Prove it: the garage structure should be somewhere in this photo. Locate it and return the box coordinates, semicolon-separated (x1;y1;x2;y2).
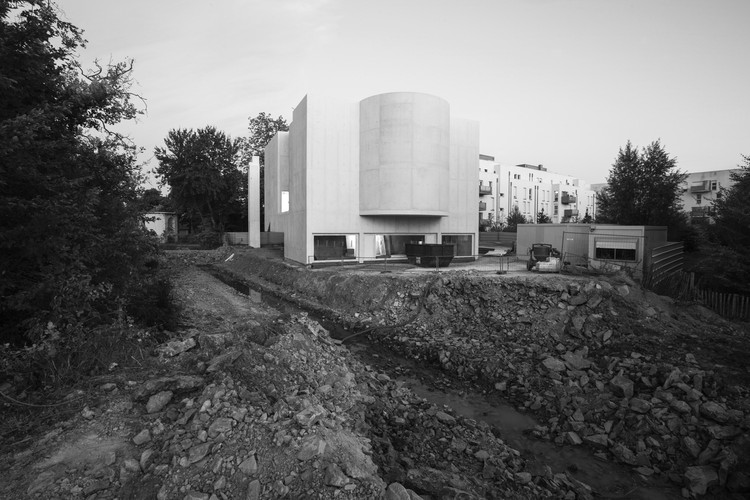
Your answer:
516;224;668;278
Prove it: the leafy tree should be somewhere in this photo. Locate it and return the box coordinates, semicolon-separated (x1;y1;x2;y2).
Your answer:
537;209;552;224
688;155;750;294
0;1;156;345
505;206;527;232
597;140;687;231
580;209;594;224
243;113;289;230
154;126;245;234
711;154;750;250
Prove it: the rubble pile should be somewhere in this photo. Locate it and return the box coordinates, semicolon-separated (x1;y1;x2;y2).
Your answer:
216;249;750;498
346;274;750;498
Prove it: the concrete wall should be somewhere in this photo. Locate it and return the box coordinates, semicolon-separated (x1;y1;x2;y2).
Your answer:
359;93;450;216
144;212;177;242
264;92;479;264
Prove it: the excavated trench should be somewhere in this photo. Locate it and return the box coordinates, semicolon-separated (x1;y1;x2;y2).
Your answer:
208;267;682;499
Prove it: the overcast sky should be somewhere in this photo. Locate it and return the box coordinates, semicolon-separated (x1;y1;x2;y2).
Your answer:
57;0;749;186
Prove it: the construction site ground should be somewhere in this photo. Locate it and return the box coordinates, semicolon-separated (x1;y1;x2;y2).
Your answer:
1;246;748;500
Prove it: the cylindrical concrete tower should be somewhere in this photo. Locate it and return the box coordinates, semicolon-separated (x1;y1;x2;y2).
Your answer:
359;92;450;216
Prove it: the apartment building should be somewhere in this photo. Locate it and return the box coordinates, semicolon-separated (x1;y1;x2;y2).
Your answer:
680;169;739;223
477;161;597;227
478;154;499;229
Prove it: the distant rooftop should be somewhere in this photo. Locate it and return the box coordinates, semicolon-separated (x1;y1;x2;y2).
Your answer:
516;163;547;172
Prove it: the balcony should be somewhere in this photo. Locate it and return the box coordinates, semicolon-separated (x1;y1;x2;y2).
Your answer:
561;194;577;204
690;181;710;193
479;201;487;211
479;184;492;195
563;209;579;218
691;206;713;216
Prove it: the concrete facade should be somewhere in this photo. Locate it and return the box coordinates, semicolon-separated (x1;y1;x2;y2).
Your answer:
144;212;178;243
264;92;479;265
477;161;597;227
680;169;739;223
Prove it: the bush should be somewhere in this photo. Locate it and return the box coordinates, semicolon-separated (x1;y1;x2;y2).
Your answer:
196;229;223;249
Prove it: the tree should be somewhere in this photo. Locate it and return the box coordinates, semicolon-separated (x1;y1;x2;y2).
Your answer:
711;155;750;250
580;208;593;224
154;127;245;234
0;1;156;345
597;140;687;232
537;209;552;224
243;113;289;231
505;206;527;232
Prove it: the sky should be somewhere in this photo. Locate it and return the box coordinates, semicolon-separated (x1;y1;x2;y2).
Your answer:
56;0;750;187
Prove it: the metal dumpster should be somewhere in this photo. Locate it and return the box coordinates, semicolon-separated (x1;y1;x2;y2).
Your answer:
405;243;455;268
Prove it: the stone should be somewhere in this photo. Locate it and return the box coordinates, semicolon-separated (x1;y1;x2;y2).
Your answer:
385;483;411;500
140;449;155;470
611;444;637;465
134;376;205;401
295;404;327;427
246;479;261;500
297;435;326;461
156;337;196;357
669;399;691;414
563;351;591;371
515;472;532;484
474;449;490;460
133;429;151;445
682;436;701;458
184;490;209;500
610;375;634;398
188;442;211;464
568;294;588;306
146;391;173;413
629;398;652;414
565;432;583;445
325;463;348;487
700;401;730;423
707;425;741;440
208;417;233;438
435;411;456;425
698;439;721;465
583;434;608;448
239;454;258;475
542;357;566;372
683;465;718;496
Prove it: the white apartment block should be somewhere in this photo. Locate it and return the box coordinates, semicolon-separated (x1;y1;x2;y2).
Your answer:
680;169;739;223
478;161;597;227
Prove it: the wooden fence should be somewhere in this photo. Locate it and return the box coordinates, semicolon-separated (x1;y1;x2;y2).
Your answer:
654;270;750;321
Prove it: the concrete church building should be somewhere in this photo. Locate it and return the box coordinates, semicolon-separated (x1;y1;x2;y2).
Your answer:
263;92;480;265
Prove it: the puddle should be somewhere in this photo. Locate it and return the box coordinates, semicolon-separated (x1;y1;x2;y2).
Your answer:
208;267;681;499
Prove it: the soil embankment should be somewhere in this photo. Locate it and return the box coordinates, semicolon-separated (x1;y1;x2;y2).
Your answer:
217;246;750;499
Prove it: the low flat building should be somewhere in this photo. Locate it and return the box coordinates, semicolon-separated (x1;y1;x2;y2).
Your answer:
263;92;480;265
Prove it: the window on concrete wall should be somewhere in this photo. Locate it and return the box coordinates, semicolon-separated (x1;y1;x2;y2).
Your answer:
711;181;717;190
374;234;425;257
594;239;637;261
314;234;357;261
442;235;473;256
696;194;702;205
281;191;289;212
